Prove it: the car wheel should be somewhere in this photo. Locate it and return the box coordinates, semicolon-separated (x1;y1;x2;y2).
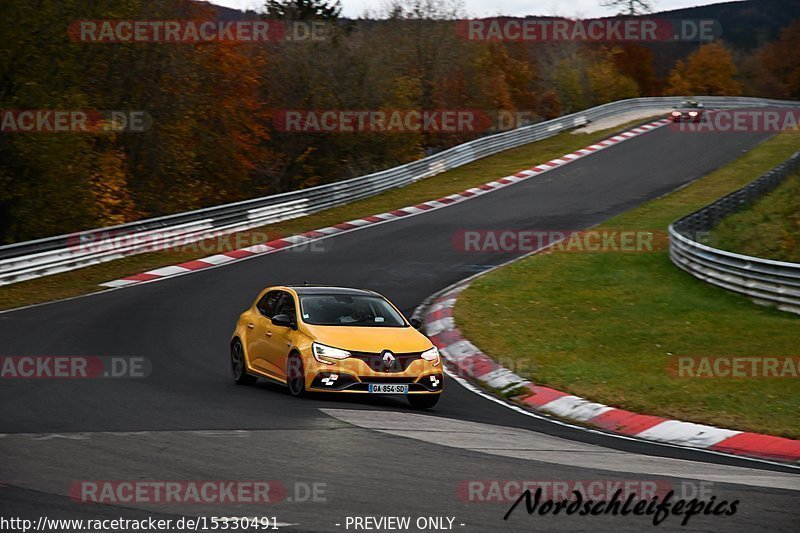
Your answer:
287;352;306;397
231;339;256;385
408;394;439;410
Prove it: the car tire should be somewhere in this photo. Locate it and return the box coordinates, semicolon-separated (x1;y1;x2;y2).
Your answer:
408;394;439;410
287;352;306;397
231;339;256;385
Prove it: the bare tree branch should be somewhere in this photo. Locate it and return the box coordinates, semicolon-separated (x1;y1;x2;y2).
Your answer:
600;0;655;16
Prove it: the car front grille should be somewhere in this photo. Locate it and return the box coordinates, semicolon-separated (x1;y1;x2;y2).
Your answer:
350;351;422;373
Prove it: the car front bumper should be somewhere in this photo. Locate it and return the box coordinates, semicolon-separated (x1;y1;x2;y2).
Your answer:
308;370;443;394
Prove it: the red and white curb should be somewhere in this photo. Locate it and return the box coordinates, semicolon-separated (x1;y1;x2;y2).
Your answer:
422;285;800;465
100;119;671;288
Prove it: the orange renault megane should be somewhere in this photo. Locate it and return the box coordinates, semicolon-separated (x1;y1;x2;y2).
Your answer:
230;286;443;408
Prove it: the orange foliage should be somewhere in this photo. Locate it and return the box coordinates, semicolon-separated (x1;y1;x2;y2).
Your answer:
666;42;742;96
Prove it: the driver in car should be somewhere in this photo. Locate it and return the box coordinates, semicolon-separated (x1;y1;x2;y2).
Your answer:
340;300;375;324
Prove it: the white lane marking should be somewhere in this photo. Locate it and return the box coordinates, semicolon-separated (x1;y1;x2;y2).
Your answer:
538;395;614;422
637;420;741;448
143;265;191;277
282;235;311;244
424;317;454;337
346;218;373;227
425;298;456;314
316;226;342;234
241;244;274;254
320;408;800;491
480;367;529;391
31;433;90;441
99;279;139;288
440;340;481;362
191;430;251;438
200;254;236;265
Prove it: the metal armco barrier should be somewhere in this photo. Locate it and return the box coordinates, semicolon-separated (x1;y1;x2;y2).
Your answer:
669;151;800;315
2;96;800;286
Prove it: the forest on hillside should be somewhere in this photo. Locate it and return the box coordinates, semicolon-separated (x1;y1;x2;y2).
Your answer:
1;0;799;243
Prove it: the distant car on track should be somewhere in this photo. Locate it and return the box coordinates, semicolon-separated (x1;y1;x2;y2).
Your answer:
671;100;705;122
230;285;443;408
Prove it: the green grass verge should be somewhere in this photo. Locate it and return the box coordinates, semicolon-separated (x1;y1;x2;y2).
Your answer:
708;169;800;262
456;131;800;439
0;119;654;312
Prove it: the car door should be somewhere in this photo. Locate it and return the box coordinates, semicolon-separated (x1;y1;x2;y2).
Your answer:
265;292;299;380
247;290;282;378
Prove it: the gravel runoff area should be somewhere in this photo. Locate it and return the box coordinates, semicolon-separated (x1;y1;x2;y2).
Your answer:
573;108;674;134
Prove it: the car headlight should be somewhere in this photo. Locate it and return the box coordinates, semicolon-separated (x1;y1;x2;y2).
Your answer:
689;111;699;116
420;346;440;366
671;111;681;117
312;342;351;364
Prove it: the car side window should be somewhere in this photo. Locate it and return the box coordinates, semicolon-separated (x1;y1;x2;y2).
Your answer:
256;291;281;318
275;292;297;322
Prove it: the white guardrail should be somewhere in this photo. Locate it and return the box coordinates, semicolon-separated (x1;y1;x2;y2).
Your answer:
669;151;800;315
2;96;800;286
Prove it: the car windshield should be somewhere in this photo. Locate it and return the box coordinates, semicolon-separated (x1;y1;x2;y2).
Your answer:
299;294;407;327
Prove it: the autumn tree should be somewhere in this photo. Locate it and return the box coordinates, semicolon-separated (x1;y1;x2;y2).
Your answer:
760;21;800;98
613;44;657;95
0;0;271;240
666;42;742;96
587;48;640;105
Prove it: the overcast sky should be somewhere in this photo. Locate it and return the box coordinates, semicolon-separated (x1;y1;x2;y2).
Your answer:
208;0;740;18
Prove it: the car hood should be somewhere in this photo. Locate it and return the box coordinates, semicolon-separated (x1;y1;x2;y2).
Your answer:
303;324;432;353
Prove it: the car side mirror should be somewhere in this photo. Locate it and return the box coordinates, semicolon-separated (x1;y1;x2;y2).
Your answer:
409;318;423;330
272;314;296;329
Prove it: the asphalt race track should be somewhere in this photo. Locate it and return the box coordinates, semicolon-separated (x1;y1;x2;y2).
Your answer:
1;124;797;532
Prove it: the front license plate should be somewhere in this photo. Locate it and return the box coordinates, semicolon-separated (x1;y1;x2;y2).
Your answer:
368;384;409;394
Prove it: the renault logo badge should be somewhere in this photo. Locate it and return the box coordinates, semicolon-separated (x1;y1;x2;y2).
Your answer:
382;351;396;367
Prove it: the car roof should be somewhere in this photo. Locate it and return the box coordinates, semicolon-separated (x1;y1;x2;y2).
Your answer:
283;285;380;297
